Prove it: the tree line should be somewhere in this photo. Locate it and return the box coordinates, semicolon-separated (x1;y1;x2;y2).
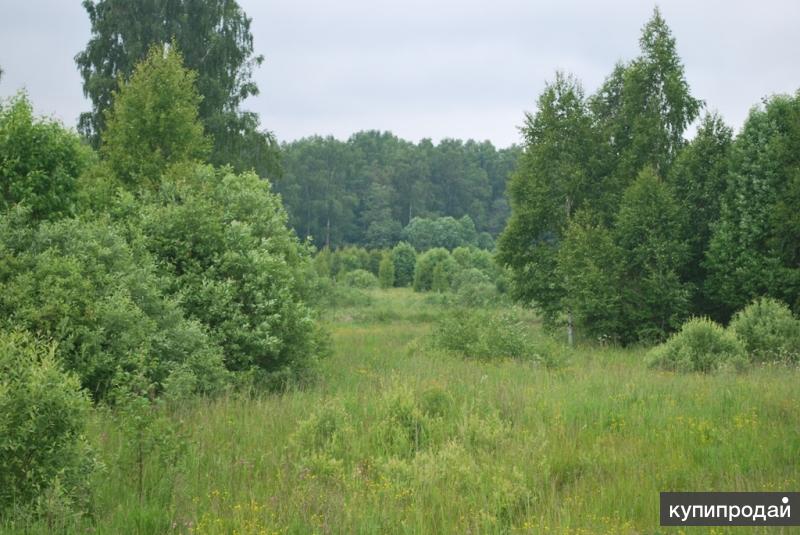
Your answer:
498;8;800;345
276;133;520;249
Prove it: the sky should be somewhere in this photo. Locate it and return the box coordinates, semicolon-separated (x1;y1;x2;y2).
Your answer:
1;0;798;148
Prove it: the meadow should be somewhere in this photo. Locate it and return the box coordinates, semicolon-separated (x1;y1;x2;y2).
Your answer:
8;288;797;535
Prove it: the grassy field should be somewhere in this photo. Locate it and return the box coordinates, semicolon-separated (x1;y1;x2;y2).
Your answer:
9;288;800;534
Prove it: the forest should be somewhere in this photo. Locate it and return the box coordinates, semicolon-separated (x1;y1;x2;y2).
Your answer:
1;1;799;533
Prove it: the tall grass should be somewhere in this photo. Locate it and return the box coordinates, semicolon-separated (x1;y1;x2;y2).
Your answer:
4;288;799;534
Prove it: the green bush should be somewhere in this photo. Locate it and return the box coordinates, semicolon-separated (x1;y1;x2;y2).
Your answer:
378;252;395;289
0;331;95;515
453;269;503;308
313;248;333;278
331;246;370;277
728;298;800;363
391;241;416;287
138;165;325;386
432;308;561;365
0;209;228;400
648;317;748;373
313;277;373;309
413;248;452;292
0;92;90;221
342;269;379;289
451;246;496;277
431;256;459;293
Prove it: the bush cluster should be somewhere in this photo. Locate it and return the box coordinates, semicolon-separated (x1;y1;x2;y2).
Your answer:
648;298;800;372
0;331;96;515
432;308;562;366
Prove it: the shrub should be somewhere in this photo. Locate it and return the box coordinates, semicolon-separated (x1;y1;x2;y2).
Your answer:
451;246;496;276
343;269;379;289
432;308;561;365
367;249;384;276
313;277;373;309
0;210;228;400
728;298;800;363
0;92;90;221
378;252;395;289
431;256;459;293
391;241;416;287
0;331;95;515
413;248;451;292
313;248;333;278
648;317;748;373
331;246;370;277
141;165;326;386
452;269;503;308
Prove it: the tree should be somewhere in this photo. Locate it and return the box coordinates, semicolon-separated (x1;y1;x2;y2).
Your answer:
0;211;228;400
101;44;210;189
378;252;395;289
276;136;360;248
0;93;89;220
413;248;452;292
0;331;95;514
556;211;624;342
613;168;690;343
497;72;602;341
591;7;701;183
140;164;325;384
391;242;416;287
668;112;733;315
705;91;800;318
75;0;279;177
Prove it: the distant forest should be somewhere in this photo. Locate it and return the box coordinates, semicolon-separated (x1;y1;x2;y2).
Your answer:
275;133;520;249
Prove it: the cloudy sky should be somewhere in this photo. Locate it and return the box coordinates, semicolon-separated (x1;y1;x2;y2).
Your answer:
1;0;798;147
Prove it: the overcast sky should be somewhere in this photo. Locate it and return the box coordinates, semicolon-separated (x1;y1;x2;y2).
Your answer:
1;0;798;147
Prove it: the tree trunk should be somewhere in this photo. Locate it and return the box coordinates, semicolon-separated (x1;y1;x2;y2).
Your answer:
567;310;575;347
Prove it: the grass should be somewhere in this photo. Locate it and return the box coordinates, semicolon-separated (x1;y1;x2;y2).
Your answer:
5;288;800;534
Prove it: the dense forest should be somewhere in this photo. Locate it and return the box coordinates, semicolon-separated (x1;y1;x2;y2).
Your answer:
277;133;519;249
1;1;799;532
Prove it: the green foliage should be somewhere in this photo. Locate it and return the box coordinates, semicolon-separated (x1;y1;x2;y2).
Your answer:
557;211;624;342
109;379;187;508
413;248;452;292
613;168;690;343
729;298;800;363
312;277;373;309
404;215;479;251
276;132;520;249
648;317;747;373
331;246;371;278
0;210;228;400
497;72;602;325
343;269;379;290
101;44;210;189
705;91;800;319
500;10;702;342
76;0;279;177
452;268;504;308
378;253;395;289
432;308;561;365
0;331;95;515
0;93;89;221
312;247;333;278
431;255;459;293
140;165;324;384
391;241;416;287
590;7;701;180
667;112;733;316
